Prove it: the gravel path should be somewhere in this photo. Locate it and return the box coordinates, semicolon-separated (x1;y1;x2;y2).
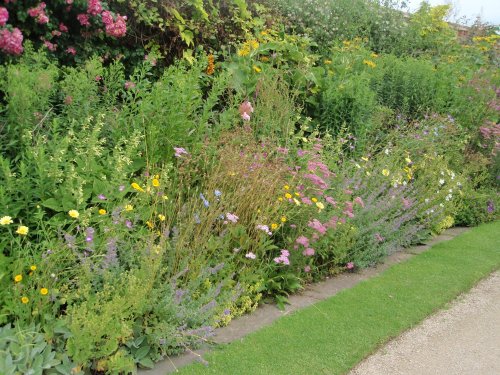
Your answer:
350;271;500;375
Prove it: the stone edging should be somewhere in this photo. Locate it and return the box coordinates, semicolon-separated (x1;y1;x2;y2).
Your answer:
139;227;470;374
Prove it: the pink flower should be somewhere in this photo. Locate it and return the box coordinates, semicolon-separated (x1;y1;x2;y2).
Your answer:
239;100;254;118
374;233;384;242
28;2;49;24
0;28;24;55
297;149;306;157
346;262;355;270
66;47;76;55
301;197;312;205
307;160;331;177
242;112;251;121
87;0;103;16
66;0;74;4
302;247;315;256
308;219;327;235
77;13;90;26
325;196;337;206
344;189;353;195
104;14;127;38
354;196;365;208
43;40;57;51
304;265;311;272
101;10;113;25
174;147;188;158
59;23;69;32
245;252;256;259
0;7;9;27
296;236;310;247
256;224;272;235
226;213;239;223
274;249;290;265
303;173;328;189
124;81;136;90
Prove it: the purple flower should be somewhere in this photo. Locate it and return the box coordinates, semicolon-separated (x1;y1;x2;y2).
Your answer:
98;194;106;200
302;248;315;256
256;224;272;235
487;200;495;213
118;185;125;192
125;220;133;229
85;227;95;243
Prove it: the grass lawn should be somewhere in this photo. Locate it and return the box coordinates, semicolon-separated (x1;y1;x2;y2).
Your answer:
177;222;500;374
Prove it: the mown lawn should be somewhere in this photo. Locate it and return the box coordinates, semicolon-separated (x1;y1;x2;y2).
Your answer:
178;221;500;374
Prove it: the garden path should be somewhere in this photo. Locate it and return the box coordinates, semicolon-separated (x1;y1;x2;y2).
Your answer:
350;270;500;375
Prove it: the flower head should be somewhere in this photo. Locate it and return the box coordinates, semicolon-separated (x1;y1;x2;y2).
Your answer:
16;226;28;236
124;204;133;211
0;216;13;225
382;169;390;177
68;210;79;219
98;209;107;215
30;265;36;271
174;147;189;158
40;288;49;295
152;178;160;187
21;296;29;304
131;182;145;192
245;252;256;259
14;274;22;283
226;213;239;223
158;214;166;221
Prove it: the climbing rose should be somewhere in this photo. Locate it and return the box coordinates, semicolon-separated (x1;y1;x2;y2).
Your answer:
87;0;102;16
0;7;8;27
0;28;23;55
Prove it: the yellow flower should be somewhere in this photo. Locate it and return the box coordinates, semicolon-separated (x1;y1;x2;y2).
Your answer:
366;171;371;176
68;210;79;219
152;178;160;187
363;59;376;68
237;47;250;57
382;169;390;177
40;288;48;296
0;216;13;225
30;265;37;271
131;182;145;193
162;195;169;201
14;274;22;283
284;185;290;190
260;56;269;62
146;221;153;229
370;52;378;58
271;223;279;230
324;59;332;64
16;226;28;236
361;156;369;162
253;65;262;73
278;197;283;202
280;216;287;223
405;157;412;164
294;192;300;197
21;296;29;304
158;214;166;221
316;202;325;211
285;193;292;199
311;197;318;203
124;204;133;211
249;40;259;50
98;209;107;215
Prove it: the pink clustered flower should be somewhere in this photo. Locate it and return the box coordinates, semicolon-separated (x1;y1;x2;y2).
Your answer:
87;0;102;16
59;23;69;32
303;247;315;256
28;2;49;24
66;46;76;55
346;262;355;270
0;28;23;55
102;10;127;38
226;213;239;223
239;100;254;121
43;40;57;51
274;249;290;265
0;7;8;27
77;13;90;26
308;219;327;235
174;147;188;158
296;236;310;247
256;224;272;235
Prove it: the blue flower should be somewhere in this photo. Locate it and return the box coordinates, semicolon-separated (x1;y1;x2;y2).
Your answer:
200;193;210;208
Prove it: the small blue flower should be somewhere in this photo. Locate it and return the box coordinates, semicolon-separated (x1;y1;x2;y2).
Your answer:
200;193;210;207
214;189;222;197
194;213;201;224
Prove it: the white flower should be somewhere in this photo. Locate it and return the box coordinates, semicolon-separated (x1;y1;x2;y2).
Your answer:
439;179;445;185
439;203;444;208
245;252;256;259
425;198;430;203
384;149;390;155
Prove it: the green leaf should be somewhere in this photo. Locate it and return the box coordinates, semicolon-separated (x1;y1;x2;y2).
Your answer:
41;198;63;212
